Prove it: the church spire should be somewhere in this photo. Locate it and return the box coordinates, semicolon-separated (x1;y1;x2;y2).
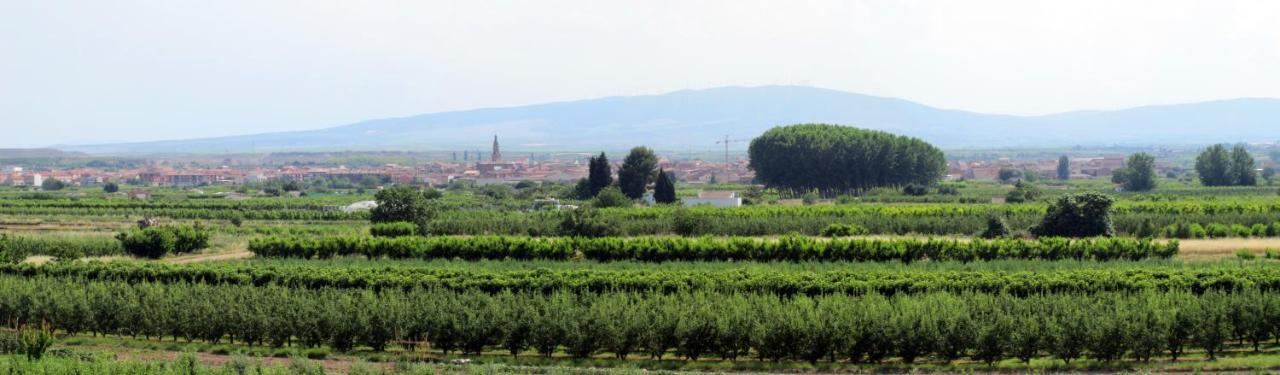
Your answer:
491;135;501;162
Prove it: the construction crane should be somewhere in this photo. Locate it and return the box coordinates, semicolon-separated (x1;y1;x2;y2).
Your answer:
715;135;750;165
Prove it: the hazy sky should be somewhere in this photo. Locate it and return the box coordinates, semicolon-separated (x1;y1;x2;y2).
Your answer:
3;0;1279;147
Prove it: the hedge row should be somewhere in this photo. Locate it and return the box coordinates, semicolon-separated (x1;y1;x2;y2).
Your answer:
248;236;1178;262
0;234;123;263
1;276;1273;364
1;261;1268;296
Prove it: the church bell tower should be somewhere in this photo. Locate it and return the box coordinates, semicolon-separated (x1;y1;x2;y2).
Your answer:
490;135;501;162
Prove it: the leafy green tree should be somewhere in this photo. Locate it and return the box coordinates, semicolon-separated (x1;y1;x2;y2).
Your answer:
115;224;211;259
1021;169;1040;182
1229;145;1258;186
572;178;594;200
1112;152;1157;191
617;147;658;200
972;316;1009;366
40;178;65;191
1263;167;1276;183
370;187;434;232
998;168;1022;183
587;153;613;197
1049;309;1088;364
1085;310;1127;362
1194;295;1232;360
593;186;632;208
1196;144;1232;186
1057;156;1070;180
1032;192;1115;238
115;227;176;259
1005;180;1041;203
653;168;677;204
102;182;120;193
1009;314;1046;364
748;124;946;195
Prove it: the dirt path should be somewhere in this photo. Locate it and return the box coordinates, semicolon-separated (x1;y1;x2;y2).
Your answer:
165;250;254;264
1176;238;1280;261
108;346;374;373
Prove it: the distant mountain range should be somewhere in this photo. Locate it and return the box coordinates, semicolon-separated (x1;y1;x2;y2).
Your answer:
56;86;1280;154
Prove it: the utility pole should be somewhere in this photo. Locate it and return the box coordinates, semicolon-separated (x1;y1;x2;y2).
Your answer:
715;135;749;165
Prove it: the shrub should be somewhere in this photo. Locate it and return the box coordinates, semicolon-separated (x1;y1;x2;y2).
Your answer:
1031;192;1114;238
1205;223;1231;238
592;187;632;209
821;223;870;237
1133;219;1157;238
1236;249;1257;260
1188;223;1208;239
0;329;19;354
903;184;930;196
1005;181;1042;203
116;224;210;259
979;216;1011;239
116;228;176;259
802;192;819;205
559;209;620;238
19;323;55;360
170;224;211;254
304;348;329;360
371;222;417;238
672;207;707;236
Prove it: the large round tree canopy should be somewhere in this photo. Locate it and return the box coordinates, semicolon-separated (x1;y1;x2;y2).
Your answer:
747;124;947;193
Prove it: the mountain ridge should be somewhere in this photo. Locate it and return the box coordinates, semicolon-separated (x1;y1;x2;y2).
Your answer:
54;86;1280;154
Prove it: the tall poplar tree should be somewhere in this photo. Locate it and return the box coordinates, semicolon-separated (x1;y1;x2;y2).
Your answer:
748;124;946;195
1195;144;1231;186
1229;145;1258;186
1057;156;1070;180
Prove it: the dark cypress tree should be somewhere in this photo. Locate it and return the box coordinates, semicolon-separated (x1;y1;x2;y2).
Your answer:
653;169;677;204
587;153;613;197
1057;156;1070;180
617;147;657;200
